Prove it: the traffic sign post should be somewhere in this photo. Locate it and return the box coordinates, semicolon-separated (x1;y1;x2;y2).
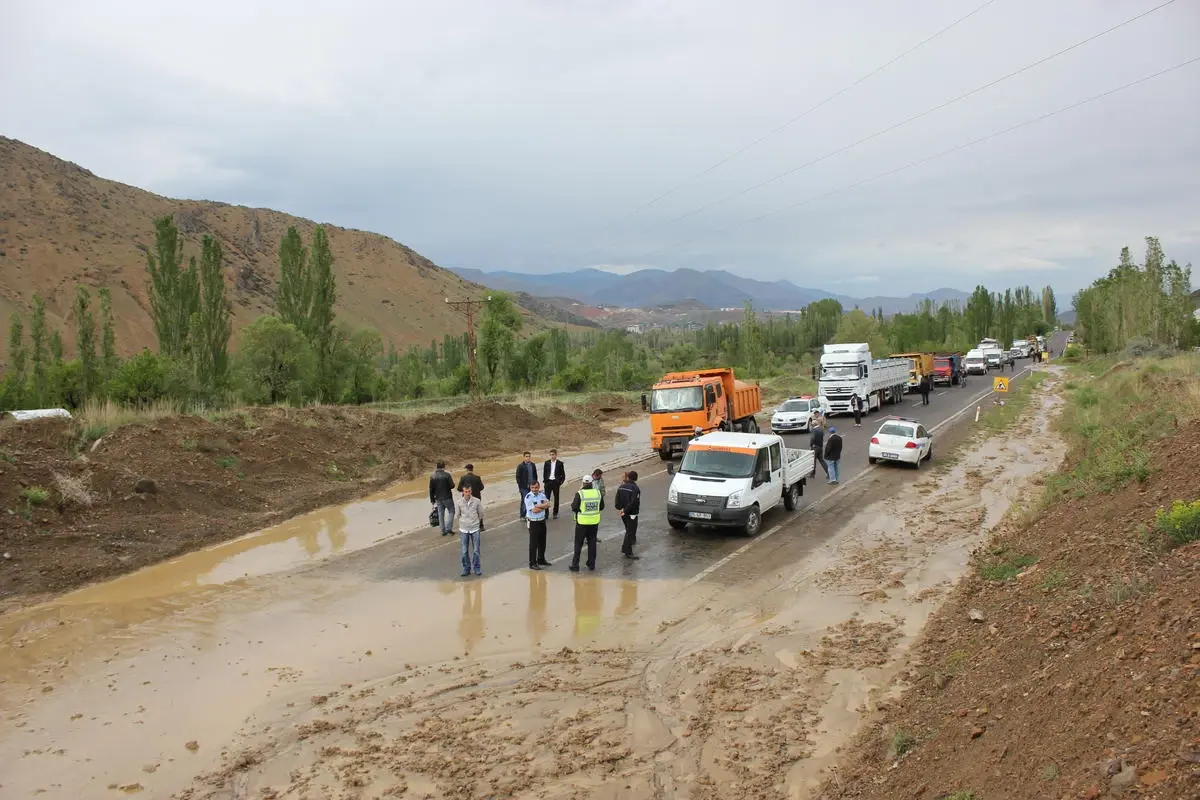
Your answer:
993;376;1010;393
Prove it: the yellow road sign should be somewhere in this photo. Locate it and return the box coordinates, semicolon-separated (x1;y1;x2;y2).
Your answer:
993;376;1010;393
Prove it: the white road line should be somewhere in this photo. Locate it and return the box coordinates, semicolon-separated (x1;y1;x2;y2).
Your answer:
681;365;1033;587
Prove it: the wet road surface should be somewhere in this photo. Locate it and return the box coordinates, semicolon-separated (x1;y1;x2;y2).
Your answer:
0;361;1049;798
337;363;1038;586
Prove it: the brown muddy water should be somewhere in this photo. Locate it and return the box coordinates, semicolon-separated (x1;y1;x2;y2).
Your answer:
0;383;1069;799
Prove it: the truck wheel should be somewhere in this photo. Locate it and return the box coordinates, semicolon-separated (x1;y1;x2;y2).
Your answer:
783;483;799;511
659;449;672;461
668;519;688;531
749;417;760;433
743;505;762;537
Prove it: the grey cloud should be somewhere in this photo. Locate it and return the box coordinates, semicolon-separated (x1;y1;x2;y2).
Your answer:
3;0;1198;297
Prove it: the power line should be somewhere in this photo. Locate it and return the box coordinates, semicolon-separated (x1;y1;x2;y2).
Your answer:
591;0;1003;234
621;0;1182;244
631;54;1200;262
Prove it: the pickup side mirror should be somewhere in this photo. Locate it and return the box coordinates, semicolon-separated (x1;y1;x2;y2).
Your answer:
666;462;675;475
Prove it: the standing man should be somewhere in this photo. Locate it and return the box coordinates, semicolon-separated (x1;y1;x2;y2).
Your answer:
850;393;864;428
429;461;455;537
543;449;566;519
824;426;843;485
515;451;538;519
454;483;484;577
615;471;641;560
809;417;828;479
591;468;606;506
919;374;932;406
569;475;603;573
524;479;552;570
457;464;485;531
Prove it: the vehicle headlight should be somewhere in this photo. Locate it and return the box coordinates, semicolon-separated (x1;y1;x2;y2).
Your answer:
668;486;679;504
726;491;742;509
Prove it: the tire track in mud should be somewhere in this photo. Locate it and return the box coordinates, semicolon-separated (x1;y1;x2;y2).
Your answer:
179;375;1068;800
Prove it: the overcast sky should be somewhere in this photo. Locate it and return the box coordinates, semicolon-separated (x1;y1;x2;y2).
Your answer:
3;0;1198;296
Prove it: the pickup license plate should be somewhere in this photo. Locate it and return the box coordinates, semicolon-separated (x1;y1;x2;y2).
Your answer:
688;511;712;520
881;451;900;459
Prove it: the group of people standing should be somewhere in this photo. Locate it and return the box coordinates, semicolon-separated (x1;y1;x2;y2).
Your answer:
807;414;844;485
429;450;643;578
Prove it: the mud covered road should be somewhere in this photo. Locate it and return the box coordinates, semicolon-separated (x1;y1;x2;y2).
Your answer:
0;365;1063;799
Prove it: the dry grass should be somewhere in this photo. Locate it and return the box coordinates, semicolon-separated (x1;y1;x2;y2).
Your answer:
53;471;96;508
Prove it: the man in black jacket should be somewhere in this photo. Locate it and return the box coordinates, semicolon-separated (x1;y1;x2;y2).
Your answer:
824;427;843;485
543;449;566;519
614;471;642;559
809;421;828;479
429;461;455;536
515;451;538;519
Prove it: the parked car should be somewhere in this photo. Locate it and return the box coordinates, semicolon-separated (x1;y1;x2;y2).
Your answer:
868;417;934;469
770;395;830;434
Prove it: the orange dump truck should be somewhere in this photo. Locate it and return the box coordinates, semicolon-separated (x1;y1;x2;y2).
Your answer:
649;368;763;460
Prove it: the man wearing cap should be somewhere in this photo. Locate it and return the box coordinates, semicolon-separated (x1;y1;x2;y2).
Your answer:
568;475;604;572
824;426;843;485
524;479;552;570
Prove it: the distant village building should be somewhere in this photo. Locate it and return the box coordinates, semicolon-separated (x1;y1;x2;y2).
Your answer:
625;324;642;334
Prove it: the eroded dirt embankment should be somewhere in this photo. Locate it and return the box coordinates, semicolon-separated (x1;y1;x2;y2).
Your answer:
820;420;1200;800
177;379;1068;799
0;397;636;604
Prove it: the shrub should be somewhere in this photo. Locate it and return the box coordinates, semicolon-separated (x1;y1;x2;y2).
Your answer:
21;486;50;506
1153;499;1200;548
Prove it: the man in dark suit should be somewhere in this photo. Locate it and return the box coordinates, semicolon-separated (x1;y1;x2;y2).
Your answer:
515;451;538;519
542;448;566;519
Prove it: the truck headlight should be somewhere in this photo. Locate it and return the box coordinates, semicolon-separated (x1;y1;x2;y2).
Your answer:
726;491;742;509
668;486;679;504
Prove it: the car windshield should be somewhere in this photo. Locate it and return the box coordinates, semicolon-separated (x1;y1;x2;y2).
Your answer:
679;448;757;478
878;423;915;438
821;365;861;380
778;400;808;412
651;386;703;413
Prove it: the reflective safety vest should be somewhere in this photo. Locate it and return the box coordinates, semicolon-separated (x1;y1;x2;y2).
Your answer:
576;487;602;525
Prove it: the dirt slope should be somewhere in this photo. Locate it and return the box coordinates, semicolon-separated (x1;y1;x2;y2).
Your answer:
820;422;1200;800
0;136;582;359
0;397;636;605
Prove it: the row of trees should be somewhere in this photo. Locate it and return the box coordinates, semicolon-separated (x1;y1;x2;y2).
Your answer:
1072;237;1196;353
2;223;1191;412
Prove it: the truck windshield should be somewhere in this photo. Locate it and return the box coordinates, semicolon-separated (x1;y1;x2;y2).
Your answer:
820;365;862;380
651;386;703;413
679;448;756;478
934;359;950;368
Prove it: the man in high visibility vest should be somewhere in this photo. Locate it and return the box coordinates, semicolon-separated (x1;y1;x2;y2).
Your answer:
568;475;604;572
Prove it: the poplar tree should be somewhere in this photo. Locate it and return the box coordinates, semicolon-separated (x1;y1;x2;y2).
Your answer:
192;235;232;386
99;287;118;380
276;227;310;330
29;295;48;405
73;286;98;401
146;215;199;357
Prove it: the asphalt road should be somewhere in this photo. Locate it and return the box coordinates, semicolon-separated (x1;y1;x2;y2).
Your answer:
348;352;1064;589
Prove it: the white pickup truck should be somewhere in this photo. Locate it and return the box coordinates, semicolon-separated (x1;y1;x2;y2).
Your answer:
665;432;816;536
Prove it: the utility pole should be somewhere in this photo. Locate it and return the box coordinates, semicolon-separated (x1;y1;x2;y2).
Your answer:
445;296;491;398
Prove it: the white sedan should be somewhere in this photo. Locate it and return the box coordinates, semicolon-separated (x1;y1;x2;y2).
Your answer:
770;395;830;434
868;418;933;468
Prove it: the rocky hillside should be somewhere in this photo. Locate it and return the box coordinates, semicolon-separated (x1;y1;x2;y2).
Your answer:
0;137;580;360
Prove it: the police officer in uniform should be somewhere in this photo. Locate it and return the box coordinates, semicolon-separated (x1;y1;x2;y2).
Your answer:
569;475;604;572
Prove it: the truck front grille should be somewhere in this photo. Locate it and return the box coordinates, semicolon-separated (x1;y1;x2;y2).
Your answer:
677;492;726;507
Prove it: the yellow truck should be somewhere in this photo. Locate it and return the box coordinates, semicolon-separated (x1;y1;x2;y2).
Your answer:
889;352;935;392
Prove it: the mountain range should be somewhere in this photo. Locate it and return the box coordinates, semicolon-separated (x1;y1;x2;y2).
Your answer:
451;267;970;314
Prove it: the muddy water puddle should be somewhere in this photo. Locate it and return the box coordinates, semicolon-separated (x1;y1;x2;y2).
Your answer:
0;569;676;798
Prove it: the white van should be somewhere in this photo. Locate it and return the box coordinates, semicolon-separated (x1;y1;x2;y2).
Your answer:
666;432;815;536
964;348;988;375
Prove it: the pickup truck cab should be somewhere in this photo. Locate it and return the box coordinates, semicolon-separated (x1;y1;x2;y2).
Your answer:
666;432;815;536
